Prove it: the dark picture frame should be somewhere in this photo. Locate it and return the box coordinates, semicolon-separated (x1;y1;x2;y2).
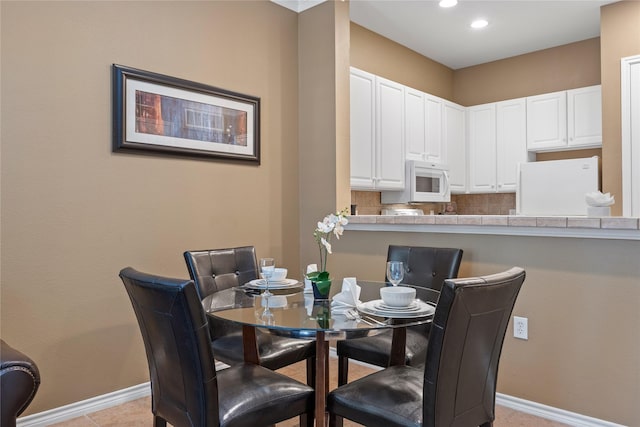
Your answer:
112;64;260;163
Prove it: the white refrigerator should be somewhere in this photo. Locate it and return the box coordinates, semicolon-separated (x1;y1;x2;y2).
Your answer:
516;157;599;216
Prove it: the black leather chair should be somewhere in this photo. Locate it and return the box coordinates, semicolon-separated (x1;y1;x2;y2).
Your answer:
119;267;315;427
184;247;316;386
328;267;526;427
1;340;41;427
337;245;463;385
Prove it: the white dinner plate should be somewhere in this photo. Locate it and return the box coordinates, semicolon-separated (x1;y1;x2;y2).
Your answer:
245;278;300;290
357;299;434;318
374;301;420;311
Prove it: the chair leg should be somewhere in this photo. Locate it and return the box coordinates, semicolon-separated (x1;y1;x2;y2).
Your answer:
330;412;344;427
301;412;314;427
480;422;493;427
153;415;167;427
337;355;349;386
306;356;316;388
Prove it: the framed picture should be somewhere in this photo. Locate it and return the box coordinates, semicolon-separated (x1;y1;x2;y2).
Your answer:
112;64;260;163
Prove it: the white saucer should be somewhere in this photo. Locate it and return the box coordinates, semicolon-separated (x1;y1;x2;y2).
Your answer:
375;301;420;311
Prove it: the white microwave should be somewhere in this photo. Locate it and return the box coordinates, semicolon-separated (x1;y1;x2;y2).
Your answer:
381;161;451;204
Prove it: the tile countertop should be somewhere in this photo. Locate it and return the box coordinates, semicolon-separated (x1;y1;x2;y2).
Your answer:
347;215;640;241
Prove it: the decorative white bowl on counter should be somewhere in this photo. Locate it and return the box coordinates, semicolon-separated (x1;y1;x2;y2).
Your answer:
380;286;416;307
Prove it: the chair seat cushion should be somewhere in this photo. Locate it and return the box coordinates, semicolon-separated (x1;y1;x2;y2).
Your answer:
212;332;315;370
328;365;422;427
336;327;429;367
217;364;314;427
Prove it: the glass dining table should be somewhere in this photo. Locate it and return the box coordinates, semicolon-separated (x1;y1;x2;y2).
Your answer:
202;280;439;426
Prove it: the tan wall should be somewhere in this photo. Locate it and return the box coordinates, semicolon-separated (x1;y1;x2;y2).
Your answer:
329;232;640;426
350;23;454;100
453;37;601;106
298;1;352;274
601;0;640;215
3;1;639;424
0;1;300;413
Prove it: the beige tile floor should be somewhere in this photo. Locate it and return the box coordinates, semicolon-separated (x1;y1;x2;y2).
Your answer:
50;359;569;427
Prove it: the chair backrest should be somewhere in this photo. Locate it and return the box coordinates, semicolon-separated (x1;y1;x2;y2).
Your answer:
119;267;219;427
423;267;525;427
386;245;463;291
184;246;259;300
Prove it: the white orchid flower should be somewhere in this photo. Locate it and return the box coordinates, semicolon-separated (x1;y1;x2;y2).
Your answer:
333;223;344;238
312;208;350;273
321;237;332;254
317;219;333;233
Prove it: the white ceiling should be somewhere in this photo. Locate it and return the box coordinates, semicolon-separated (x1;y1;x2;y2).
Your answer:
350;0;616;69
274;0;617;70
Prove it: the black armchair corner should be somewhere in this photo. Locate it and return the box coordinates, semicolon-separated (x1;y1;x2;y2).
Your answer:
1;340;41;427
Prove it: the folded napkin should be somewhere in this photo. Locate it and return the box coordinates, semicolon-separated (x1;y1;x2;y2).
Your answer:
331;277;361;315
304;264;317;292
585;191;615;207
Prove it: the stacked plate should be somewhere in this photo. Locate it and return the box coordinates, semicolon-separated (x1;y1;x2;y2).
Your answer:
244;278;301;290
357;299;434;318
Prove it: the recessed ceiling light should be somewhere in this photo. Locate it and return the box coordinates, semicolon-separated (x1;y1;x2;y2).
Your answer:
439;0;457;8
471;19;488;29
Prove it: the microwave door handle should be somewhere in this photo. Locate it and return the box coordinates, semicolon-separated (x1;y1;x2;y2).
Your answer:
442;170;450;195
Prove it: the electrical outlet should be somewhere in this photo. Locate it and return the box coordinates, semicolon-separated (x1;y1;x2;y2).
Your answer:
513;316;528;340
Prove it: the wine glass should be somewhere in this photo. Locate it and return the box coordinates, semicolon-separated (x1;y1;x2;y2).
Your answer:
260;298;275;325
259;258;275;297
386;261;404;286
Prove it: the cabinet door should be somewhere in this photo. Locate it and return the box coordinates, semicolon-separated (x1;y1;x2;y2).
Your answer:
526;91;567;151
425;95;444;164
468;103;496;193
349;68;376;189
376;76;405;190
568;85;602;148
496;98;527;192
404;87;426;161
443;101;466;193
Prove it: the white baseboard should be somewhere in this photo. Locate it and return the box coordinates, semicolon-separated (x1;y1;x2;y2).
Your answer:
17;382;151;427
18;358;626;427
495;393;627;427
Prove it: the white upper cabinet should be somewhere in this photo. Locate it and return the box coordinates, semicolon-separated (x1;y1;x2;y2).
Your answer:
376;76;405;190
404;87;427;162
350;68;404;191
350;68;376;189
526;90;567;151
443;101;466;193
425;95;445;164
468;103;497;193
567;85;602;148
526;85;602;152
404;89;445;164
496;98;527;191
468;98;527;194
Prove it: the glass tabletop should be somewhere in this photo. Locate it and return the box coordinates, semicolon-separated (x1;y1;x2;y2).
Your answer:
202;280;439;340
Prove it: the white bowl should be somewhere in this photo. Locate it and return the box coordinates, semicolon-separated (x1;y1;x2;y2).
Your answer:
380;286;416;307
261;267;287;282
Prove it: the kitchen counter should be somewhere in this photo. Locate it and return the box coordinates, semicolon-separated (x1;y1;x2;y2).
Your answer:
347;215;640;241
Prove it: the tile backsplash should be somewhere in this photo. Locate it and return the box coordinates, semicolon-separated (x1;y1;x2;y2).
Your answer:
351;191;516;216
